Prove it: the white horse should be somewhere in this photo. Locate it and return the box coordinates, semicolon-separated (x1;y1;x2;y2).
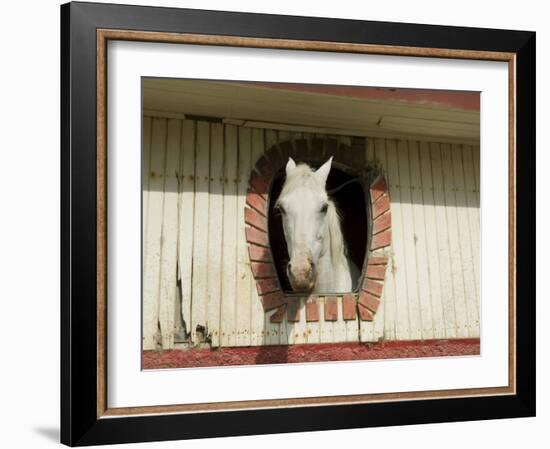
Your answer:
276;157;359;294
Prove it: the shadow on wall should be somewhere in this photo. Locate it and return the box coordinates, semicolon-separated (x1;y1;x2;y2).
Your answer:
143;117;480;210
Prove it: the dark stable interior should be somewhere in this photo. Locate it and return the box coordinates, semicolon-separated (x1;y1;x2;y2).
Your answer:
268;166;368;293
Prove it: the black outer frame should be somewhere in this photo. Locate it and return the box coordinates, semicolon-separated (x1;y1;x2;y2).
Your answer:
60;1;535;446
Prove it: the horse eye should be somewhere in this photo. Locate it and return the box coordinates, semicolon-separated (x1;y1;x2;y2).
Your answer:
320;203;329;214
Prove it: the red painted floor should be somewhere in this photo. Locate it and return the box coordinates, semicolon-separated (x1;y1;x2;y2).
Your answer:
143;339;480;369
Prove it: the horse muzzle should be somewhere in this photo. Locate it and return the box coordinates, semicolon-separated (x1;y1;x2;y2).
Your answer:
287;258;316;292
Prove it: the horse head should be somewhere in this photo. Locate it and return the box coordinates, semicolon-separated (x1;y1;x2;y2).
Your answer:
276;157;333;292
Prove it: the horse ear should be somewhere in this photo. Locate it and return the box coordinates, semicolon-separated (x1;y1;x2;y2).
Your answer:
286;157;297;176
315;156;333;185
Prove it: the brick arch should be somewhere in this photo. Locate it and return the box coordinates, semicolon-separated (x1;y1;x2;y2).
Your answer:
244;137;392;325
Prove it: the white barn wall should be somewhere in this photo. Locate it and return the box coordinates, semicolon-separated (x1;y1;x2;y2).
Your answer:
142;116;480;350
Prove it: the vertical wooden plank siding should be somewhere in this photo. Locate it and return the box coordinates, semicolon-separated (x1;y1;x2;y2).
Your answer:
157;119;181;349
441;143;469;338
397;140;423;339
142;116;481;348
220;125;239;346
385;139;411;340
408;141;435;339
178;120;196;338
142;118;166;349
463;145;481;334
142;117;152;259
452;144;479;337
236;127;253;346
190;121;210;343
141;117;153;349
207;123;224;346
469;145;481;323
418;141;446;339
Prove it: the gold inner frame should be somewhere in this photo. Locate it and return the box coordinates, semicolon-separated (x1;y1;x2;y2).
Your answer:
96;28;516;419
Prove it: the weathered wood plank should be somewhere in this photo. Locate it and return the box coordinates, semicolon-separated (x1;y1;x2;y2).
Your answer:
158;119;181;349
385;139;411;340
452;144;479;337
190;121;210;343
430;142;457;338
235;127;253;346
220;125;238;347
441;143;469;338
365;137;375;164
142;117;152;251
418;141;445;338
408;141;434;339
290;298;308;344
463;145;481;336
206;123;224;347
333;296;347;342
397;140;422;339
178;120;196;340
142;118;166;349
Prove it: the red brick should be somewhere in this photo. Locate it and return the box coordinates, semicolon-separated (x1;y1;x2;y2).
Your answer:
256;278;281;295
287;299;300;322
342;294;357;320
324;297;338;321
250;262;277;279
270;305;286;323
372;194;390;219
245;207;267;231
245;227;269;247
363;279;384;297
372;211;391;234
366;264;386;280
260;291;286;310
249;170;269;197
368;256;388;265
371;229;392;250
370;176;388;203
358;290;380;313
305;297;319;322
358;304;374;321
248;244;272;262
246;191;267;216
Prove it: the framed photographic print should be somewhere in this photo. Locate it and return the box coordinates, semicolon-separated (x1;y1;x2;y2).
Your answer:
60;1;536;446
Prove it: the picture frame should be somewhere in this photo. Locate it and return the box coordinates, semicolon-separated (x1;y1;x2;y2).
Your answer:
60;1;535;446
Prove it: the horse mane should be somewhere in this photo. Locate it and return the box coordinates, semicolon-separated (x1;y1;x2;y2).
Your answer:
277;163;348;266
326;199;348;267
